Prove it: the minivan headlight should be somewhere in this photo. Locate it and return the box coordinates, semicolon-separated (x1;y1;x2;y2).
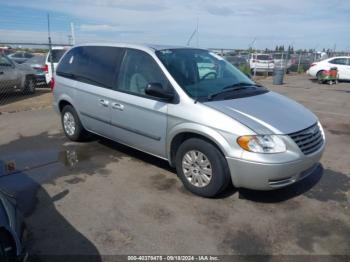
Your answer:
237;135;286;153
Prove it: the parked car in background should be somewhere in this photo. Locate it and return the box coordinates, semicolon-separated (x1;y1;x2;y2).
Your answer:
45;46;68;85
7;52;34;64
0;189;27;262
307;56;350;81
0;55;37;94
224;55;249;68
289;54;313;73
250;53;274;74
238;51;250;62
53;43;325;197
23;55;47;86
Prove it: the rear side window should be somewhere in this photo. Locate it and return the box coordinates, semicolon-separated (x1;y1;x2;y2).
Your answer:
57;46;124;89
329;58;347;65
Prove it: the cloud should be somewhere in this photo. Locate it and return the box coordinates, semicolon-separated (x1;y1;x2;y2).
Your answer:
1;0;350;50
206;6;234;16
80;24;120;32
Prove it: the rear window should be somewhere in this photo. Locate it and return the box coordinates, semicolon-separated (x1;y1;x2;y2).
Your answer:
257;55;270;60
26;55;45;64
56;46;125;89
48;49;67;63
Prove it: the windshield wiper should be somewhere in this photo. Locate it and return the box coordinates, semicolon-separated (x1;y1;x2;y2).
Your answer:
223;82;262;89
207;82;262;100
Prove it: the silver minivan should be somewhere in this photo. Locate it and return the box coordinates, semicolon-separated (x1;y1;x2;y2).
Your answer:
53;43;325;197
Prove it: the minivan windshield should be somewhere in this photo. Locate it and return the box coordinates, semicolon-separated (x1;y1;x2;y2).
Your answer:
156;49;267;101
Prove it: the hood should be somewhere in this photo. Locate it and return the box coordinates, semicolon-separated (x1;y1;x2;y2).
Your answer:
203;91;317;134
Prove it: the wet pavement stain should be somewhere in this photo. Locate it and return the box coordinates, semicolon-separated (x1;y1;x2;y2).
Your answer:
219;227;272;255
296;218;350;253
64;176;86;185
149;173;178;191
0;132;126;185
140;203;173;224
195;207;229;226
94;227;133;249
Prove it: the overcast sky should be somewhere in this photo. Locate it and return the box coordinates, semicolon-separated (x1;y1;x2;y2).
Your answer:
0;0;349;50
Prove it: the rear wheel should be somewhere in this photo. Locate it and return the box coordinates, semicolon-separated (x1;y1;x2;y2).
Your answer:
175;138;231;197
61;105;88;141
316;71;324;84
23;76;36;94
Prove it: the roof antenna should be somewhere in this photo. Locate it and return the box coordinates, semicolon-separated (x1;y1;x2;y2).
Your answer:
186;17;199;47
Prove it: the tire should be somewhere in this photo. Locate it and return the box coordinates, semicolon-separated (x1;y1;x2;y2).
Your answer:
23;76;36;95
61;105;88;142
175;138;231;198
316;71;324;84
0;232;16;262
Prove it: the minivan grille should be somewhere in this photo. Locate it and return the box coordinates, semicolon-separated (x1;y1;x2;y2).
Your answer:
289;123;324;155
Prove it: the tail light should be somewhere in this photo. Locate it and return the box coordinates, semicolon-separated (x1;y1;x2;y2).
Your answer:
44;64;49;73
49;77;55;91
310;63;317;67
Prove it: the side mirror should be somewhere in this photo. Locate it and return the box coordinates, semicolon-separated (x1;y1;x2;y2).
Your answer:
145;83;174;100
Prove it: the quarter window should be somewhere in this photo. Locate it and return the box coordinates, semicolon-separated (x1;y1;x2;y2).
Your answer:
56;46;124;89
117;49;167;96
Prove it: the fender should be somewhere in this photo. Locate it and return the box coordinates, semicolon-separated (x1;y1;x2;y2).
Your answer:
167;122;234;162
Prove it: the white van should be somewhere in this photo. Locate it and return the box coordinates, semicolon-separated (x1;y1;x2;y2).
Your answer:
45;46;68;85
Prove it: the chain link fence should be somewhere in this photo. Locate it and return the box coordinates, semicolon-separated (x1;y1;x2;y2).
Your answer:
0;43;71;114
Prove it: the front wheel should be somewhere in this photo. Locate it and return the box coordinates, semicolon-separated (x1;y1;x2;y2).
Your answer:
61;105;88;141
175;138;231;197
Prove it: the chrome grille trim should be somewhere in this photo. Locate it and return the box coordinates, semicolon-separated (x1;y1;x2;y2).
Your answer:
289;123;324;155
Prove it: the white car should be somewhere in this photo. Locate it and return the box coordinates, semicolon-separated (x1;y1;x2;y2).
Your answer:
250;53;274;74
307;56;350;81
45;46;68;85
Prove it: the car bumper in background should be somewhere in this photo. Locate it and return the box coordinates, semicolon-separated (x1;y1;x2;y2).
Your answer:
226;145;324;190
35;74;47;85
251;67;274;73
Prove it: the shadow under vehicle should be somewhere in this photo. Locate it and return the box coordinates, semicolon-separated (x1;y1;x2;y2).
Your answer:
0;187;28;262
0;156;101;262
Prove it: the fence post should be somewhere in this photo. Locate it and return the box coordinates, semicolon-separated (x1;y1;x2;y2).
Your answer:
297;53;302;73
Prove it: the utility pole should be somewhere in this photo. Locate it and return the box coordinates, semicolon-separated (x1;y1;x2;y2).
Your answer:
196;17;199;48
47;13;54;85
70;22;75;45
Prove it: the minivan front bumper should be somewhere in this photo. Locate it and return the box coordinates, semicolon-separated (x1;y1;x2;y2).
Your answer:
226;146;324;190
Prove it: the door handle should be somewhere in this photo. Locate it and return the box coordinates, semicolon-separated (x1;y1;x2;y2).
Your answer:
99;99;109;107
112;102;124;111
